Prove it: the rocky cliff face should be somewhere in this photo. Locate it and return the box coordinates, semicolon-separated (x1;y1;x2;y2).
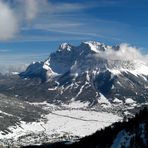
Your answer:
18;41;148;106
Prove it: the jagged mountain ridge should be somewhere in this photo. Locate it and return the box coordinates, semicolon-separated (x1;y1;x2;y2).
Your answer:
20;41;148;79
19;41;148;105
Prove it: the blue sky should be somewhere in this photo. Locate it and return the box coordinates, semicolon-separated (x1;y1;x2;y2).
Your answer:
0;0;148;67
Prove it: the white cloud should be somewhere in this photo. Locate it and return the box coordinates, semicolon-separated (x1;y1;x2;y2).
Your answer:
0;0;145;45
0;51;48;74
24;0;44;21
0;64;28;74
0;0;18;40
0;0;49;41
115;44;143;61
95;43;148;63
0;0;89;41
25;0;38;21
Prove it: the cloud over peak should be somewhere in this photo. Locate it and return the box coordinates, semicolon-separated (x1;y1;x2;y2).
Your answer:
94;43;148;64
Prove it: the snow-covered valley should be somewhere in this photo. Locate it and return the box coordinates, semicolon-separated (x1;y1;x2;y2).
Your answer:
0;102;122;147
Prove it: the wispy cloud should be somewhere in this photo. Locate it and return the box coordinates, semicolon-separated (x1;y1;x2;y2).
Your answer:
0;51;49;74
0;49;10;52
93;43;148;65
17;16;129;42
24;0;39;21
0;0;18;40
0;0;144;47
0;0;97;41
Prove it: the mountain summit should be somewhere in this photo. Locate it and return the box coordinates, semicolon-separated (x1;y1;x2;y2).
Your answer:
19;41;148;106
20;41;148;79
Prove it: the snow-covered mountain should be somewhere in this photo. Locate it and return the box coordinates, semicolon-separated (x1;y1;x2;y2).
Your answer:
19;41;148;106
0;41;148;146
20;41;148;78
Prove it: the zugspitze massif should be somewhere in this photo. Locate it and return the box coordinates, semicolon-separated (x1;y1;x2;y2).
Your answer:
0;41;147;146
20;41;148;105
0;0;148;147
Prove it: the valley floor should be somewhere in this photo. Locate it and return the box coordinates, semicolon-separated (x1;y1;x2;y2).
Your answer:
0;102;122;147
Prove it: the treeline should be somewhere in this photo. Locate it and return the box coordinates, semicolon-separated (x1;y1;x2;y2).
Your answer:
23;107;148;148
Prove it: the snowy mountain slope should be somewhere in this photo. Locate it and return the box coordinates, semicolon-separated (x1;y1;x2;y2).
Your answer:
18;41;148;106
19;41;120;80
20;41;148;80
